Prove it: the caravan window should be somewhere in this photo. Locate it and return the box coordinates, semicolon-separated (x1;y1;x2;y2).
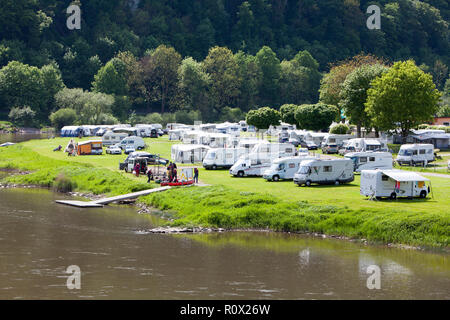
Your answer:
329;138;336;143
419;149;426;154
382;174;389;181
360;157;368;163
289;163;296;168
226;153;232;159
261;147;270;153
369;157;375;162
104;136;110;140
412;150;418;155
427;149;433;154
285;148;293;153
323;166;332;172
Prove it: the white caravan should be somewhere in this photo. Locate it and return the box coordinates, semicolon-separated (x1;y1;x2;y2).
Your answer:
263;155;318;181
322;134;354;147
102;131;128;146
203;148;248;170
360;170;430;199
293;159;354;186
118;136;146;150
396;144;435;166
203;133;230;148
344;151;393;172
250;143;297;160
238;138;266;150
171;144;211;163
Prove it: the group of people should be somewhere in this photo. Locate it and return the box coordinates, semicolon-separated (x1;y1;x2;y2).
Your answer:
136;160;200;184
167;162;178;183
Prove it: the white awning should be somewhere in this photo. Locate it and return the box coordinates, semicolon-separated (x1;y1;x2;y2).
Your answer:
382;170;429;182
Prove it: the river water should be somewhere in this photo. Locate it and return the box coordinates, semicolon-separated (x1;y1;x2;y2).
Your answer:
0;186;448;300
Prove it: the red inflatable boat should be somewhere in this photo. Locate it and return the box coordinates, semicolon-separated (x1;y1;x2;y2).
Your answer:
160;180;195;187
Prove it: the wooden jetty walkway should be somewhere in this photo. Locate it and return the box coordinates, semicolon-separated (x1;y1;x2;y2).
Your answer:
55;186;172;208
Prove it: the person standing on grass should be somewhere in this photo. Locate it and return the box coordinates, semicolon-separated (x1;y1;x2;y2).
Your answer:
194;167;199;184
135;162;140;177
173;167;178;182
147;168;153;183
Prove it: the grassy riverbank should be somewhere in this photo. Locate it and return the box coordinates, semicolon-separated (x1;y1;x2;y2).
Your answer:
0;144;150;195
0;139;449;248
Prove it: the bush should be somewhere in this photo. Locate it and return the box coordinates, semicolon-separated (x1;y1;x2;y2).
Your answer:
53;173;77;193
8;106;36;127
246;107;281;129
330;123;350;134
295;103;339;131
142;112;163;124
279;104;298;125
175;110;201;124
49;108;77;130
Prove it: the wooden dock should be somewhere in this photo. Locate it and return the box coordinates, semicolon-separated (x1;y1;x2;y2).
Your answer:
55;186;172;208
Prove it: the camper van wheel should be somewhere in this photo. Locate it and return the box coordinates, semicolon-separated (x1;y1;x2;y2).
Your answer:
237;171;244;177
420;191;427;198
305;180;312;187
390;192;397;200
212;165;217;170
273;175;280;182
334;180;340;185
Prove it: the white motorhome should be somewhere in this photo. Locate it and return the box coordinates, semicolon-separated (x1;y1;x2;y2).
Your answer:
171;144;210;163
203;148;248;170
289;130;308;146
181;130;205;144
250;143;297;159
360;170;430;199
238;138;266;150
293;159;354;186
118;136;146;150
229;157;272;177
322;134;354;147
396;144;435;166
344;151;393;172
204;133;230;148
346;138;387;152
263;155;318;181
102;131;128;146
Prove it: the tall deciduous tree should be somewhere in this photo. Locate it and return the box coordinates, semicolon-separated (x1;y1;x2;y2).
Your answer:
256;46;281;106
246;107;281;129
203;46;241;115
340;64;388;137
141;45;182;113
366;60;441;142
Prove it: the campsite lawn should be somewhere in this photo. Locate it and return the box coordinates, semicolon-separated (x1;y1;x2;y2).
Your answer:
1;138;449;247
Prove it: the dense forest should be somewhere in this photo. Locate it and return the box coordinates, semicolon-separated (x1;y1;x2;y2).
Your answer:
0;0;449;126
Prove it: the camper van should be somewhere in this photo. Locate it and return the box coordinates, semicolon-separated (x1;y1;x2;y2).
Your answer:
344;152;393;172
250;143;297;159
171;144;210;163
293;159;354;186
263;156;318;181
396;144;435;166
77;140;103;155
230;157;272;177
102;131;128;146
345;138;387;152
203;148;248;170
118;136;146;151
360;170;430;199
321;134;354;148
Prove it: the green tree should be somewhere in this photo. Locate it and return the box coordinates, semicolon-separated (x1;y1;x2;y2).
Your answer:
203;46;241;117
246;107;281;129
256;46;281;106
295;103;339;132
234;51;262;112
49;108;77;130
366;60;441;142
92;58;128;96
340;64;388;137
8;106;36;127
330;123;350;134
279;104;298;125
141;45;182;113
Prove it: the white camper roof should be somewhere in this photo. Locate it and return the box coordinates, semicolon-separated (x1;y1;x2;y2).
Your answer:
173;144;211;151
381;170;429;182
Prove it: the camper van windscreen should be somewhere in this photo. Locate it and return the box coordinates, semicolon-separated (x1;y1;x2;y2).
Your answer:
399;149;412;156
206;152;215;159
298;166;310;174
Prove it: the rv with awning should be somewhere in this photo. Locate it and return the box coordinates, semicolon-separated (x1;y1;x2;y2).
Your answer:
360;170;430;199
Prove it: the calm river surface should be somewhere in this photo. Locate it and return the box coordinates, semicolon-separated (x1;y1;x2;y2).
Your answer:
0;187;448;300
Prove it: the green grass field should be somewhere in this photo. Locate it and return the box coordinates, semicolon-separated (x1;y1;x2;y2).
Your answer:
1;137;449;247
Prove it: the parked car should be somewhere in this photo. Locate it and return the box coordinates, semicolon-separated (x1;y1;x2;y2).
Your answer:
106;145;122;155
339;146;356;156
300;140;318;150
124;146;136;154
322;144;339;154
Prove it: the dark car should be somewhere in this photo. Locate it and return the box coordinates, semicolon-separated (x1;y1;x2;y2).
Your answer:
300;140;318;150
